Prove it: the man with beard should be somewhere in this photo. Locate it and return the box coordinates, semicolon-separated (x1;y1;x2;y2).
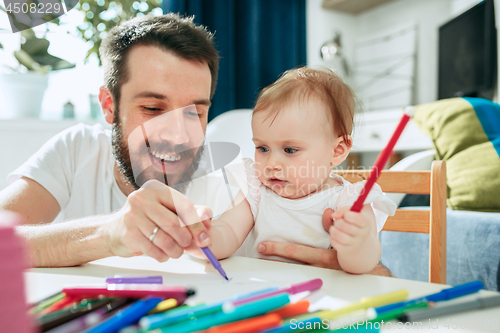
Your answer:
0;14;391;276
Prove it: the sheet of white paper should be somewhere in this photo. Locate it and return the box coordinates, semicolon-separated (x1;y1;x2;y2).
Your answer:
168;269;310;304
156;269;350;309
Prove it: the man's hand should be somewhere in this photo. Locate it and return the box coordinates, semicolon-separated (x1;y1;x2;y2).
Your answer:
257;207;393;277
257;208;342;269
104;180;213;263
257;241;341;269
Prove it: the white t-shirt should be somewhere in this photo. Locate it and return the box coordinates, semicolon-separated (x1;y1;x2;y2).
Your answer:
228;159;397;262
8;124;233;223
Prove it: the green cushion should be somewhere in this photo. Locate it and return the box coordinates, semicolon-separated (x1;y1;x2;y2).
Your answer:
413;98;500;212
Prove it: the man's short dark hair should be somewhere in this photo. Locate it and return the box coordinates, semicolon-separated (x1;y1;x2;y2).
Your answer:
100;13;219;105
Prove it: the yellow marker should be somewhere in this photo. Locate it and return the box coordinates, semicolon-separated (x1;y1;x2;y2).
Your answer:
316;289;409;320
149;298;178;314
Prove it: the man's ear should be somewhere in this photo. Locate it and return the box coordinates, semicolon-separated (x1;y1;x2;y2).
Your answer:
99;86;116;124
331;135;352;167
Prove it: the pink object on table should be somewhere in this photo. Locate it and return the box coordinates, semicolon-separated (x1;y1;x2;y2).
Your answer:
0;210;34;333
232;278;323;306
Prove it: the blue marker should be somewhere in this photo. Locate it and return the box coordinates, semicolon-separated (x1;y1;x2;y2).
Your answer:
83;297;163;333
375;280;484;315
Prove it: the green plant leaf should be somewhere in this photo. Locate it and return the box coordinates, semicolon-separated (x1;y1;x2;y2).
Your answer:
51;59;76;71
13;29;75;72
78;0;162;63
13;49;47;72
21;32;50;56
31;54;75;70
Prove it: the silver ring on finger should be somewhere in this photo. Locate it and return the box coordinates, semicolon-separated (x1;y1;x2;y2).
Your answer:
149;226;159;242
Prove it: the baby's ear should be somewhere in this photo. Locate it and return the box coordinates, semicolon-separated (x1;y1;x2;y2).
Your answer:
330;135;352;167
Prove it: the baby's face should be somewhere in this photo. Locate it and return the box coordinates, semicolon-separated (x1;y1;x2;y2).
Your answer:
252;98;337;199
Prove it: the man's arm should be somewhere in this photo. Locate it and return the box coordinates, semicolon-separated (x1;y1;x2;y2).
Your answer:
257;242;393;277
0;177;61;225
0;177;113;266
0;177;212;267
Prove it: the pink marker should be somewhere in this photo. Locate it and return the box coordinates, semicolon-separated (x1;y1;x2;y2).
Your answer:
232;279;323;306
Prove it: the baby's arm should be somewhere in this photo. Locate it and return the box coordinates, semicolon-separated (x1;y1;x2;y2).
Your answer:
328;204;381;274
185;190;254;260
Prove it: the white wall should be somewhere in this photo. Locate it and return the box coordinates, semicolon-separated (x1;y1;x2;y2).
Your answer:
306;0;357;69
307;0;485;106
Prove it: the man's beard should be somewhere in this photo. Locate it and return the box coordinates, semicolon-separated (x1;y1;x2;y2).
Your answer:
111;108;204;193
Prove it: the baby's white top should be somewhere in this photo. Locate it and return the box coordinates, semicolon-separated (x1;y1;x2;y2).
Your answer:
227;159;397;262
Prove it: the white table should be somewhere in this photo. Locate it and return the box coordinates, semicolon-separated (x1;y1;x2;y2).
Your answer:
26;255;500;332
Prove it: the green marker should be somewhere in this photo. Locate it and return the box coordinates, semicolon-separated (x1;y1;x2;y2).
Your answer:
155;294;290;333
31;293;66;314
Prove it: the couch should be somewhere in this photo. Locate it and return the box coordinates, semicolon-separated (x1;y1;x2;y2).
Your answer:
381;207;500;291
381;98;500;291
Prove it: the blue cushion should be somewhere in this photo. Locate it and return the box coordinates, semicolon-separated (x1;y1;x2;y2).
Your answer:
380;208;500;291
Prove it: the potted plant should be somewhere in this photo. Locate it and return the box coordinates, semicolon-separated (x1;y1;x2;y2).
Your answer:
0;6;75;118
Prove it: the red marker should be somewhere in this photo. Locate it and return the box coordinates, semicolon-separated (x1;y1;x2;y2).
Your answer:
350;109;413;212
62;284;195;304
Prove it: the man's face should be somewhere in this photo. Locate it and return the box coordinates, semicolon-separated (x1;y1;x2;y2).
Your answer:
111;45;212;190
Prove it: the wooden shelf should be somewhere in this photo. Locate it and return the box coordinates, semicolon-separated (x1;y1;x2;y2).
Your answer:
322;0;394;14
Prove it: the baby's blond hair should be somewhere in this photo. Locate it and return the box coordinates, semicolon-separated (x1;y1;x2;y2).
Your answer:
254;67;355;146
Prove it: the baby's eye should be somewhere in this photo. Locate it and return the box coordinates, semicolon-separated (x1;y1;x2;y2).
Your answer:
256;146;269;153
284;148;297;154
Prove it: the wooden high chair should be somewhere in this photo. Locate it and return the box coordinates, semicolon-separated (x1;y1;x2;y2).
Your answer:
332;160;447;284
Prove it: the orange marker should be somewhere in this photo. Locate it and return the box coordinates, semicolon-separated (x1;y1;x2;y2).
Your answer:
202;300;311;333
270;299;310;318
203;313;281;333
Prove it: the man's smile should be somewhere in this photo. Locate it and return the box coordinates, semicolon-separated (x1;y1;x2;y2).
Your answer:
149;149;181;162
147;148;186;174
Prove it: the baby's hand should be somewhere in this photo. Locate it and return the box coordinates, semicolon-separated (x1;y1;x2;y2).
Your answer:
184;207;213;254
329;204;376;252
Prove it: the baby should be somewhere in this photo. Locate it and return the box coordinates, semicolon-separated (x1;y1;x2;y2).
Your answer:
189;67;396;274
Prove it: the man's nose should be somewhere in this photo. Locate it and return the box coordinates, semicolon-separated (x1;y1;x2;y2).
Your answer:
159;110;189;145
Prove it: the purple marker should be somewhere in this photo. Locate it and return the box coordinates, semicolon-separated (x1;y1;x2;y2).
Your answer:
105;276;163;284
200;247;228;280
